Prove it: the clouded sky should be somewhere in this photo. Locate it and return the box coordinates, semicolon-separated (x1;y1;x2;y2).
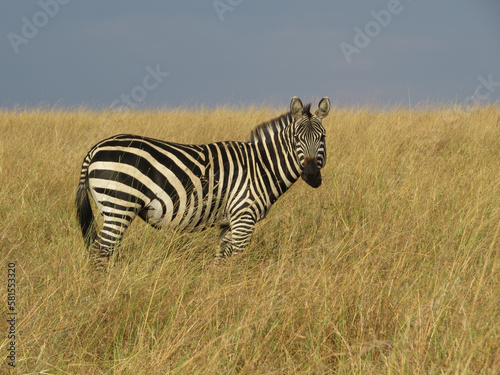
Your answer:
1;0;499;109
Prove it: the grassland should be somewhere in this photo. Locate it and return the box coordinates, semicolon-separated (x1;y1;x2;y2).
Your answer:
0;104;499;374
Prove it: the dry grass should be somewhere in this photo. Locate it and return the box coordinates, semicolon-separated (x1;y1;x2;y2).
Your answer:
0;105;499;374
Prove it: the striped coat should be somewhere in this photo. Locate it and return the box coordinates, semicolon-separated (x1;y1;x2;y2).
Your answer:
76;96;330;269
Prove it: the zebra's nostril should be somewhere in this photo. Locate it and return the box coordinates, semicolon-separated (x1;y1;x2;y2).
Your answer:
301;157;322;188
303;157;318;170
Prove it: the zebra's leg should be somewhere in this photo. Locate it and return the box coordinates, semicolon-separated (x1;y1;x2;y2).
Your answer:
216;214;256;258
216;224;232;258
90;218;132;271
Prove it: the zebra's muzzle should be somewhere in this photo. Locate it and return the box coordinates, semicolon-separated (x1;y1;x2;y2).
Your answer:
301;157;322;188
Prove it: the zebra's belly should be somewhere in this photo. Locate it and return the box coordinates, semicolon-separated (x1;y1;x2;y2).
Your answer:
141;194;228;232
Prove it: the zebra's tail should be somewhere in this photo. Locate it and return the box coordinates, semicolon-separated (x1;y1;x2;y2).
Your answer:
76;156;97;248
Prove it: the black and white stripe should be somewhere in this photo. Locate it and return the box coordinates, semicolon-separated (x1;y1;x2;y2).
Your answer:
76;96;330;269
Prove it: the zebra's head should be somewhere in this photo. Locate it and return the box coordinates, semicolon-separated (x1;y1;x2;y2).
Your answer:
290;96;330;188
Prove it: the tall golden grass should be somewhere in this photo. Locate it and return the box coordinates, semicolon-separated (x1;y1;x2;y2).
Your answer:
0;105;499;374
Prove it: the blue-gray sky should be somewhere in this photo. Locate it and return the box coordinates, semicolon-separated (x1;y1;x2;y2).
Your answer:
1;0;499;109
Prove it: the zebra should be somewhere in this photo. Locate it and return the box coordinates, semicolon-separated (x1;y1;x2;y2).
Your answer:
76;96;330;270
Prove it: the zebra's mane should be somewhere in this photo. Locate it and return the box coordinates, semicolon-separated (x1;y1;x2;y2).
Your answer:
249;103;312;143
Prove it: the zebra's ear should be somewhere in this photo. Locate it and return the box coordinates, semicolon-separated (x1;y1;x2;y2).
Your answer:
316;97;331;119
290;96;304;120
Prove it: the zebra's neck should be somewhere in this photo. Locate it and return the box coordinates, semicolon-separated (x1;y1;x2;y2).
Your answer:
249;111;302;198
250;111;293;143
